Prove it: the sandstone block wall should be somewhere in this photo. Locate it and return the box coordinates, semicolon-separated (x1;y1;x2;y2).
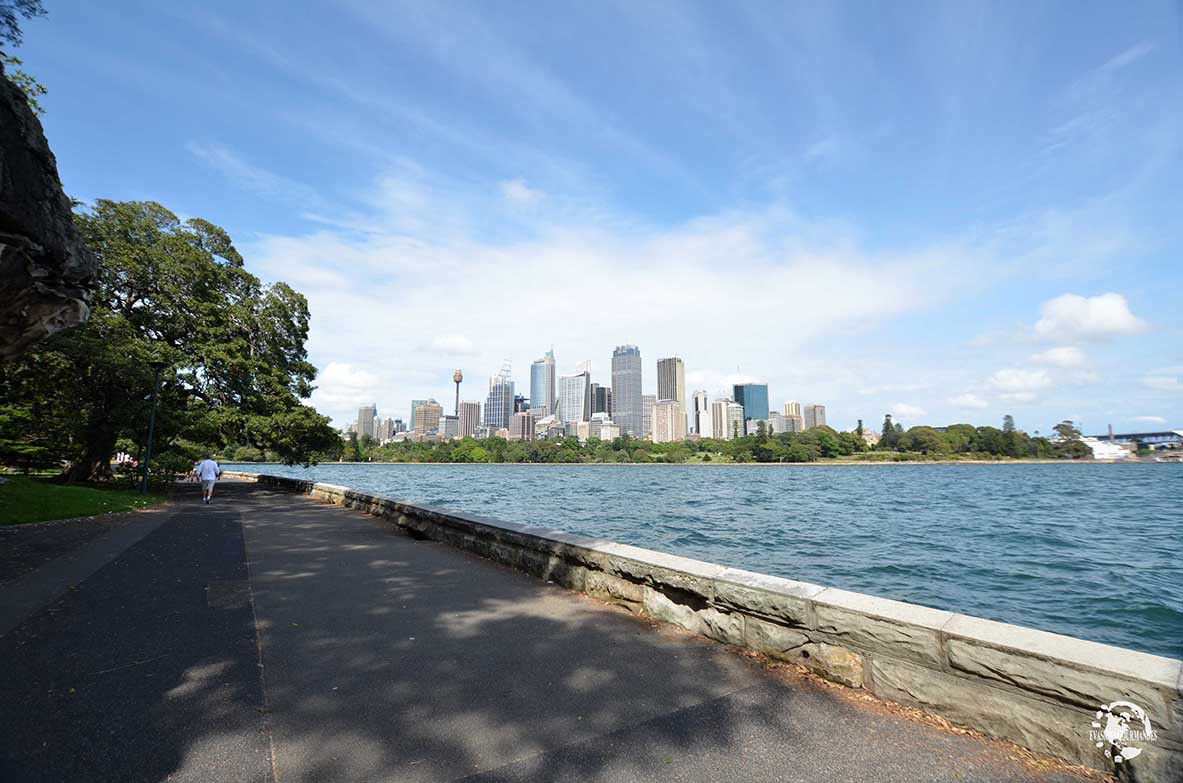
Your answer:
229;472;1183;781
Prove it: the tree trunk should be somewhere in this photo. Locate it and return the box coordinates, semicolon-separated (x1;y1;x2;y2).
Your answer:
63;424;116;482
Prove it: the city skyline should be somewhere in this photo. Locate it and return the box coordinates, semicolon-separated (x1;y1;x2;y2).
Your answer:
29;4;1180;436
350;343;1121;443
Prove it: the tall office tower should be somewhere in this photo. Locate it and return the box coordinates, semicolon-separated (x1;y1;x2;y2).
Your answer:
372;415;381;438
485;367;515;432
785;414;804;432
410;399;427;426
413;400;443;434
804;404;827;429
458;400;481;438
767;411;785;434
732;383;769;434
558;370;591;424
357;404;377;439
710;398;733;440
784;400;801;418
440;415;459;439
656;357;686;406
590;383;612;416
393;418;406;434
514;395;529;413
377;417;395;441
726;401;745;440
509;411;535;441
641;394;656;439
611;345;642;436
692;390;709;434
653;400;687;443
530;349;557;417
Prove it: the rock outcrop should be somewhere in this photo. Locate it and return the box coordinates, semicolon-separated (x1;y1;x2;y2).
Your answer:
0;62;95;360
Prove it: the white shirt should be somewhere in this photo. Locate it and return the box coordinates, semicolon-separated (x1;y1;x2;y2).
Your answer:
195;459;221;481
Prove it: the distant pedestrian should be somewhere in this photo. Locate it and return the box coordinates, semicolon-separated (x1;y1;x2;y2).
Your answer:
194;453;222;504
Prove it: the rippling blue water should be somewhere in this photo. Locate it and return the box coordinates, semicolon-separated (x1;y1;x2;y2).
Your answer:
227;462;1183;659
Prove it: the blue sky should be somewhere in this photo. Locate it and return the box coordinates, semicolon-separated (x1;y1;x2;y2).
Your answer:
19;1;1183;432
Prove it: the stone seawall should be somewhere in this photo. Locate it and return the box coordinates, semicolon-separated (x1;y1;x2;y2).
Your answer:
229;472;1183;781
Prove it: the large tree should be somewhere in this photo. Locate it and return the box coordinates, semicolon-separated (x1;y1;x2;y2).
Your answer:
0;200;338;481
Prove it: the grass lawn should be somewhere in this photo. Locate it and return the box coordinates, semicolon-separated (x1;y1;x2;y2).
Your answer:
0;475;167;526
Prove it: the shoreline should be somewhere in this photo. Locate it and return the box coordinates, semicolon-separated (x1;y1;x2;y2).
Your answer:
226;458;1163;467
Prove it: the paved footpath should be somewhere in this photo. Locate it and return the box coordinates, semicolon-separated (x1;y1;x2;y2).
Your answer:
0;481;1095;782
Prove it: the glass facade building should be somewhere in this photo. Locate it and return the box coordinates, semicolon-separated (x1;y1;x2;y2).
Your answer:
530;350;556;417
485;375;515;431
611;345;642;436
732;383;769;432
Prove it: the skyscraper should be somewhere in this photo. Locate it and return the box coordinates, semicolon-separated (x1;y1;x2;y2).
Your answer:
653;400;686;443
413;400;442;434
590;383;612;416
656;357;686;407
458;400;481;438
692;390;709;434
805;404;827;429
410;399;427;426
486;368;515;431
733;383;769;434
558;370;591;424
642;394;656;439
784;400;801;418
611;345;642;436
530;349;557;418
711;398;744;440
509;411;535;441
357;404;377;439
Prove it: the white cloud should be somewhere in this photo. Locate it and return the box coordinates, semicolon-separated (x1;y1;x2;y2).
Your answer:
1033;293;1148;342
1030;345;1087;368
1132;415;1167;425
499;178;545;204
948;393;988;409
428;335;478;356
892;403;927;420
1141;370;1182;392
309;362;382;410
990;368;1053;392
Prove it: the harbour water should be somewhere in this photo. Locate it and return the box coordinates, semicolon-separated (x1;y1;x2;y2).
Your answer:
227;462;1183;659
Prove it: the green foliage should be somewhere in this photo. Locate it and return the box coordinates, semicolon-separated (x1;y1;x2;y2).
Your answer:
0;201;338;480
1;53;45;113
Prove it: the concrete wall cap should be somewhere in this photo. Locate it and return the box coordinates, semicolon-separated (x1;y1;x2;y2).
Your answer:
944;614;1182;690
813;586;954;631
717;567;826;599
601;543;729;581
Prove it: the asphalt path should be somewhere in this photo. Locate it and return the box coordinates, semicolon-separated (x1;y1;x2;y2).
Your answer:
0;481;1093;782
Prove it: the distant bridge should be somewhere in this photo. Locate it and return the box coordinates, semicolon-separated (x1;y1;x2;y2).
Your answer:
1085;430;1183;449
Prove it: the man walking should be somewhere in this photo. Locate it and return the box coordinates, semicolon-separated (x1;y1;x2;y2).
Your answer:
194;453;222;504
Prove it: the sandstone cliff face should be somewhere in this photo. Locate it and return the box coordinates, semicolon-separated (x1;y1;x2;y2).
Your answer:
0;62;95;360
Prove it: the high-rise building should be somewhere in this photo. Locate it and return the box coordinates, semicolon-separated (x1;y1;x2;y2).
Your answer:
413;400;443;434
784;400;801;418
785;415;804;432
611;345;642;437
710;398;745;440
440;415;459;439
410;399;427;427
805;404;827;429
656;357;686;406
509;411;535;441
486;369;515;431
530;349;557;418
514;394;529;413
458;400;481;438
357;404;377;439
733;383;769;434
377;417;396;441
767;411;786;434
692;390;709;434
558;370;591;424
641;394;656;440
653;400;686;443
590;383;612;416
